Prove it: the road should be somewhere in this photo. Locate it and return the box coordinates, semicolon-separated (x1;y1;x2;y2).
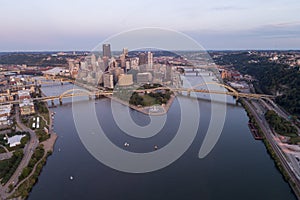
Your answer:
0;144;13;161
243;99;300;199
0;107;39;200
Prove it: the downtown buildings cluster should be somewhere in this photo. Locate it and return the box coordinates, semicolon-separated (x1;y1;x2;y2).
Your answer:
66;44;182;89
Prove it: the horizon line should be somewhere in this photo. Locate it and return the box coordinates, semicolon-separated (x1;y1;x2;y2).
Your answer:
0;49;300;53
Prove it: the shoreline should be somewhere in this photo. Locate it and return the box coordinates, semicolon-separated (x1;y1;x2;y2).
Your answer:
240;99;300;200
41;88;58;153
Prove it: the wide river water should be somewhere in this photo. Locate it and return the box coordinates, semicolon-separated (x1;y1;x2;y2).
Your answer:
28;75;296;200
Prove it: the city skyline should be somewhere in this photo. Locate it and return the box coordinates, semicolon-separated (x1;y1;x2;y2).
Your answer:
1;0;300;51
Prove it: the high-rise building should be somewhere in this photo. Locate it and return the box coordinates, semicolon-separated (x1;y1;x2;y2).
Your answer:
103;44;111;58
120;54;126;68
123;48;128;57
147;51;153;70
91;54;96;70
103;73;114;89
138;53;147;66
165;63;172;82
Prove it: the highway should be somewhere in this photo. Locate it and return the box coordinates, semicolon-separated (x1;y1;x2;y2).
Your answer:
243;99;300;199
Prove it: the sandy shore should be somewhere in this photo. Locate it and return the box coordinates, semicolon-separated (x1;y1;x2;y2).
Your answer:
41;133;57;152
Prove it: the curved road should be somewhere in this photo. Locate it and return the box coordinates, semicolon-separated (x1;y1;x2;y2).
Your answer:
0;107;39;200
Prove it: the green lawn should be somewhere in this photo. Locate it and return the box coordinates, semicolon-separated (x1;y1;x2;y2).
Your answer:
142;95;157;106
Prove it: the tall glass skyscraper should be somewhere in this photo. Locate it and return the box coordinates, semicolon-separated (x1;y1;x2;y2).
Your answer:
102;44;111;58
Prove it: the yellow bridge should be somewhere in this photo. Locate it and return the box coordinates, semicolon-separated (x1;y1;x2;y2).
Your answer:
133;82;274;100
0;82;274;106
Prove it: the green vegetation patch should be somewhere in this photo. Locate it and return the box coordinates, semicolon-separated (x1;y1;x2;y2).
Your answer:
215;52;300;118
0;150;24;185
0;147;6;154
265;110;298;138
114;83;173;107
18;145;45;182
11;150;53;199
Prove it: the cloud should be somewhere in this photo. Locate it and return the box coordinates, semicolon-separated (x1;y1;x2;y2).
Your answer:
248;22;300;39
210;5;246;11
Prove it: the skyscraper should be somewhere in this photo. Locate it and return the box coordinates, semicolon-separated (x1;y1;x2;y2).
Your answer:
123;48;128;57
147;51;153;70
138;53;147;66
103;44;111;58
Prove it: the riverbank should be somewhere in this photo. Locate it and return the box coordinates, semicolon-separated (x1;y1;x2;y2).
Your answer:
240;99;300;200
7;100;58;199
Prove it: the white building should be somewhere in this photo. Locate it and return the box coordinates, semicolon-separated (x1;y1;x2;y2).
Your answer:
118;74;133;86
7;134;26;147
0;104;12;126
137;72;152;84
18;90;35;115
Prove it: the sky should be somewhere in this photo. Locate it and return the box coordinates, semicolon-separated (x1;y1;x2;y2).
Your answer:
0;0;300;51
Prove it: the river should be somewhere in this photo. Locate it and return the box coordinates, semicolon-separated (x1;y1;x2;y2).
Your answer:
28;75;296;200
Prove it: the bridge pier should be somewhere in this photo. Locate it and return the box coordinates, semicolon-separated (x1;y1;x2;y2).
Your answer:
96;94;101;99
51;99;55;106
187;90;191;96
59;98;62;105
235;100;239;106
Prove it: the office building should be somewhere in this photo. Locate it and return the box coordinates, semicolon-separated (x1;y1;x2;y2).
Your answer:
118;74;133;86
138;53;147;66
103;44;112;58
103;73;114;89
147;51;153;70
137;72;152;84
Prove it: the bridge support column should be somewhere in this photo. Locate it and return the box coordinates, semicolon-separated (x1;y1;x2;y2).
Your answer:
59;98;62;105
187;91;191;96
235;100;239;106
51;100;55;106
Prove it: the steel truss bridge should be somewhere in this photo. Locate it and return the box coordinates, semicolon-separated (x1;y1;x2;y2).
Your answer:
0;82;274;105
